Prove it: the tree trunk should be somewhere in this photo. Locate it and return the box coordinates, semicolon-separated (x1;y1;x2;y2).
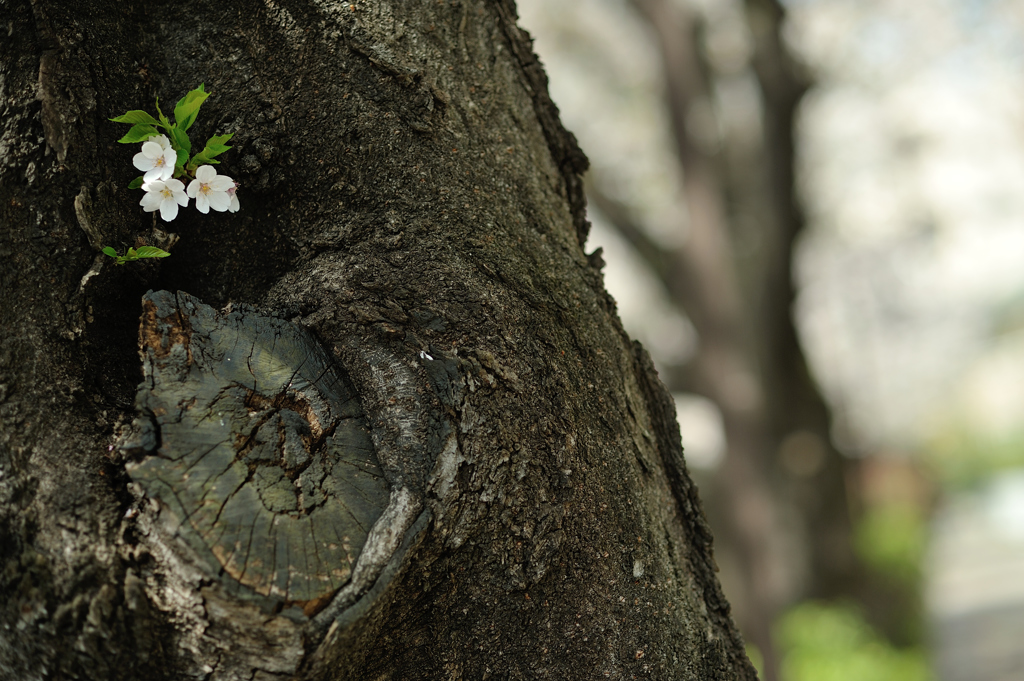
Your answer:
0;1;755;679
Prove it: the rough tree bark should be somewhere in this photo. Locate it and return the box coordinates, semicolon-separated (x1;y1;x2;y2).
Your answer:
0;1;756;679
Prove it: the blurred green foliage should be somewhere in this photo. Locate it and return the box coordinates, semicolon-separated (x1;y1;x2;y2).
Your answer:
926;426;1024;489
853;497;928;644
854;503;926;587
776;602;933;681
782;487;932;679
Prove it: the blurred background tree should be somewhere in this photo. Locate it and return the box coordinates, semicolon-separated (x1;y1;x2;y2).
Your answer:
517;0;1024;680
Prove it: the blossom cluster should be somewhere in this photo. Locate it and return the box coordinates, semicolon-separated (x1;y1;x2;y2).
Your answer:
133;134;239;221
105;84;238;264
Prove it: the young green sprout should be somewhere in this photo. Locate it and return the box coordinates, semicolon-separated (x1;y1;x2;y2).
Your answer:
101;246;171;266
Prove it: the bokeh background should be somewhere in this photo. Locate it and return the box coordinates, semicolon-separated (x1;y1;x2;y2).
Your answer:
515;1;1024;679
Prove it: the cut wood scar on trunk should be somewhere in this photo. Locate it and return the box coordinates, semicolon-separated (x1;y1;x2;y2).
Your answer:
121;290;426;630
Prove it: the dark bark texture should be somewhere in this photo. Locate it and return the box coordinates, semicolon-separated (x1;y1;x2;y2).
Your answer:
0;0;755;679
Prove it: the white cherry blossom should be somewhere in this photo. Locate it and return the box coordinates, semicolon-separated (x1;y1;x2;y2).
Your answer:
140;178;188;221
133;135;176;183
187;165;234;213
226;182;240;213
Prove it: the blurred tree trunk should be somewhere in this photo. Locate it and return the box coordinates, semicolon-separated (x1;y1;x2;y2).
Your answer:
740;0;860;605
595;0;862;678
0;0;756;679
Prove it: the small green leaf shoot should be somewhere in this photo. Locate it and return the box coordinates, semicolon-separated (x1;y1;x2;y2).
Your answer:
155;97;170;130
187;133;234;171
101;245;171;265
207;133;233;146
116;124;162;144
173;84;210;132
109;110;161;126
169;127;192;156
133;246;171;259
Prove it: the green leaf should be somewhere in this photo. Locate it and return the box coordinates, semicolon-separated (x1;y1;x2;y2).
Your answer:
187;152;217;170
116;124;161;144
155;97;170;130
109;110;161;126
189;144;232;168
169;126;192;156
127;176;145;190
173;84;210;132
175;149;189;168
102;245;172;265
206;133;233;146
187;151;210;168
186;131;236;170
133;246;171;259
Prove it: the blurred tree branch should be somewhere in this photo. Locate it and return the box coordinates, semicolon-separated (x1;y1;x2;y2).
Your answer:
594;0;865;678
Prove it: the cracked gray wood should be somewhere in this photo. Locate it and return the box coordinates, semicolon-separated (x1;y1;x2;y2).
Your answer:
126;290;389;614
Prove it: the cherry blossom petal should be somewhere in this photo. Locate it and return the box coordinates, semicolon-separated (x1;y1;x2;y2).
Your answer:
195;192;211;214
210;175;234;192
207;191;231;212
159;200;179;222
133;152;155;173
141;140;163;159
195;165;217;182
140;190;163;212
140;179;187;221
